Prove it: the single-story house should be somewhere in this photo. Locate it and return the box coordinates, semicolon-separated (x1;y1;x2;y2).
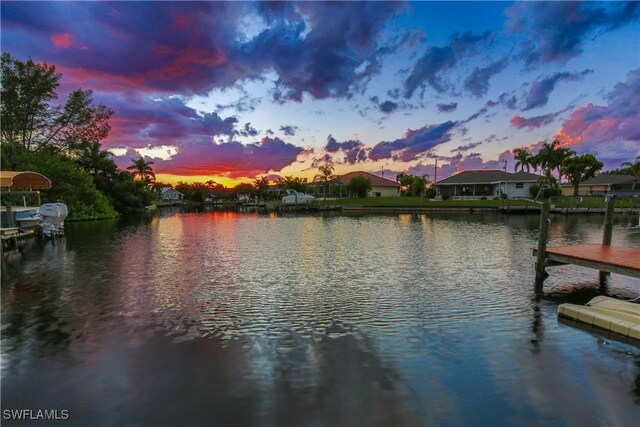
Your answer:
434;170;540;198
161;187;184;201
560;174;639;197
339;171;401;197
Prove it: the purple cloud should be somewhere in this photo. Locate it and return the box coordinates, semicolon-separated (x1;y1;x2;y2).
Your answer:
403;31;493;97
143;136;304;178
324;135;368;164
522;70;592;111
506;1;640;65
238;122;259;138
101;94;238;149
486;92;517;110
510;107;572;130
437;102;458;113
464;58;508;97
2;1;405;101
369;121;458;162
555;68;640;165
379;100;399;114
279;125;298;136
450;141;483;153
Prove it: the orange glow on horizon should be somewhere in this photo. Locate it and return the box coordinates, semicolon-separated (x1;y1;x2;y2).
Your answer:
154;173;247;187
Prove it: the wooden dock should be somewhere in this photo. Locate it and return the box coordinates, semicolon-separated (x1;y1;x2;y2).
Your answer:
533;244;640;279
534;197;640;285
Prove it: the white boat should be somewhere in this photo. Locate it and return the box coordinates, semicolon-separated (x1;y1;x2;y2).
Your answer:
39;203;68;237
282;189;315;206
8;207;42;230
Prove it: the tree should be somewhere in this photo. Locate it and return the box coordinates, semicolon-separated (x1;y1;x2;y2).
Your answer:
348;175;371;198
408;175;430;196
563;154;604;196
396;172;412;196
277;176;307;192
313;165;337;200
127;157;156;183
536;140;574;182
11;146;117;219
513;148;535;173
253;176;270;200
620;156;640;190
1;53;113;155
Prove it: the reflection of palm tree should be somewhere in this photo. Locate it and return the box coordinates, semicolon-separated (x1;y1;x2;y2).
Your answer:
127;157;156;183
314;165;337;200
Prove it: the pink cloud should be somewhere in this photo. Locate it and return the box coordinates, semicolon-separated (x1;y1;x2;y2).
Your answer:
51;33;74;48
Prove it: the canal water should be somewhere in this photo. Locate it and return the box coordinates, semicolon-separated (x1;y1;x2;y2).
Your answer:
2;210;639;426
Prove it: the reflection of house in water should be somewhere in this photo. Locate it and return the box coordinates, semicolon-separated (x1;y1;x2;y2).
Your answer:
435;170;539;198
560;174;640;197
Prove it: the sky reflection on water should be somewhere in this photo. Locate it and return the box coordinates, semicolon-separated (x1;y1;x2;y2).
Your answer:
2;211;639;426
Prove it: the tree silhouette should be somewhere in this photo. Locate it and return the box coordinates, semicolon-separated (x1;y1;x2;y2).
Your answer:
313;165;337;200
127;156;156;183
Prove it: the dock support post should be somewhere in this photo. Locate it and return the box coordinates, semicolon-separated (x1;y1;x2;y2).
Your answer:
6;206;15;227
600;196;615;283
602;196;614;246
535;202;551;287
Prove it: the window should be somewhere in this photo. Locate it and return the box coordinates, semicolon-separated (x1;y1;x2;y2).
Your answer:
515;183;524;189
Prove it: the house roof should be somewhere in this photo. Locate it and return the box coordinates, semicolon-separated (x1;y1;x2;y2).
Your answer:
339;171;400;187
435;170;540;185
575;174;637;186
0;171;51;190
161;187;183;195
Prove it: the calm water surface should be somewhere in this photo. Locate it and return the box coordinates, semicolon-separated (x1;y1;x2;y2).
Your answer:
2;209;639;426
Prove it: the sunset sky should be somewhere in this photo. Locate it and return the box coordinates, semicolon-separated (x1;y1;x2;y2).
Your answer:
2;1;639;186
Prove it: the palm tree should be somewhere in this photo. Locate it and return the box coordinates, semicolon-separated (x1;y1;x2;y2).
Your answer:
536;140;574;182
314;165;337;200
127;156;156;183
513;148;535;173
621;156;640;190
253;176;269;201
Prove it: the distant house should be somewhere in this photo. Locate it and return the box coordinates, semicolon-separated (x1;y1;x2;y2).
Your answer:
560;174;639;197
161;187;184;201
434;170;539;198
339;171;401;197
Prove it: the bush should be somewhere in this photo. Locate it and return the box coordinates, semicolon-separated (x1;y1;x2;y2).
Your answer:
425;188;436;199
442;193;451;200
347;175;371;198
500;192;508;200
529;184;541;198
14;147;117;219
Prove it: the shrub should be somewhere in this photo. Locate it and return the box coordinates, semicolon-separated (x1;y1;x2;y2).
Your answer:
442;193;451;200
500;192;508;200
425;188;436;199
529;184;541;198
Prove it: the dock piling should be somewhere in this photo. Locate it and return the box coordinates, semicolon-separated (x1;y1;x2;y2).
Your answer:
602;196;614;246
600;196;615;283
535;202;551;284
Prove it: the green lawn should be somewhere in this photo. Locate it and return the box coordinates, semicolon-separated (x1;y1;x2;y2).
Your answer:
550;196;639;208
331;197;534;208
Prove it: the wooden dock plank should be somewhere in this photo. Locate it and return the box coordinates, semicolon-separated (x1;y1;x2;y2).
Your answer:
533;244;640;279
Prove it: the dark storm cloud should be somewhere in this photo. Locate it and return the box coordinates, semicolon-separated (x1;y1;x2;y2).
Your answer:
506;1;640;65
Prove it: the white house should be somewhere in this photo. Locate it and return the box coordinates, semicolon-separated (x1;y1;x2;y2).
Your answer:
339;171;401;197
434;170;539;198
161;187;184;201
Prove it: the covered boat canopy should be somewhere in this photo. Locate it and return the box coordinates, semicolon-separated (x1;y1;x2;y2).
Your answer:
0;171;51;191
